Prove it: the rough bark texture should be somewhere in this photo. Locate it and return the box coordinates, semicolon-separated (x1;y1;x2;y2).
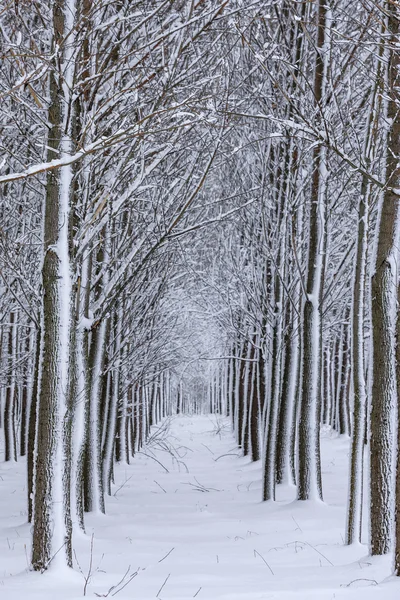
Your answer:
237;343;246;449
346;176;368;545
276;313;294;484
32;249;62;571
242;343;252;457
263;318;281;501
395;280;400;573
371;2;400;556
297;0;325;502
27;327;40;523
248;340;260;462
20;327;32;457
31;0;73;570
4;312;17;462
338;318;351;436
84;322;106;513
370;3;400;557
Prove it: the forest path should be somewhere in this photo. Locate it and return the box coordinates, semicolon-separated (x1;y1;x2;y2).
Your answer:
1;415;399;599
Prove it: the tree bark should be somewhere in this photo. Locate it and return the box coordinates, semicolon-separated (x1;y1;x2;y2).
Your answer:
346;174;368;545
297;0;326;501
373;1;400;557
31;0;76;571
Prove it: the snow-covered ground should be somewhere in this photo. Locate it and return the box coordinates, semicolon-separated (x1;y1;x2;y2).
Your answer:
1;415;400;599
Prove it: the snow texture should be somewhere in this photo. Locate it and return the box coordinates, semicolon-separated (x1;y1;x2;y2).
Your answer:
1;415;400;598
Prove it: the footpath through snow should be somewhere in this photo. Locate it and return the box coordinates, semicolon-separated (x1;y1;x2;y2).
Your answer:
1;415;400;599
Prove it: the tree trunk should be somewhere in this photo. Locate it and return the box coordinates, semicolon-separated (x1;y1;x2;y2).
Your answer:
84;320;107;514
31;0;76;571
4;312;17;462
297;0;326;502
27;326;40;523
372;2;400;557
346;175;368;544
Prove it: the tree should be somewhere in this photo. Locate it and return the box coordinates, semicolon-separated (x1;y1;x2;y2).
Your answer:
372;0;400;557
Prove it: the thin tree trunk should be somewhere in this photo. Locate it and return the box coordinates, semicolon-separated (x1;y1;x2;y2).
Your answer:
5;312;17;462
27;326;40;523
297;0;326;501
84;319;107;514
346;180;368;542
276;306;298;485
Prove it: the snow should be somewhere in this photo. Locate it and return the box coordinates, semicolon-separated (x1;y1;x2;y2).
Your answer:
2;415;400;599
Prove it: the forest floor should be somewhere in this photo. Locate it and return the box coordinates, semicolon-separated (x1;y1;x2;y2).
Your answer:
1;415;400;599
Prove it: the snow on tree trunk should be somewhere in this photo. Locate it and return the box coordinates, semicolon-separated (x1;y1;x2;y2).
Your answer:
4;311;17;462
249;341;261;462
371;1;400;557
263;308;282;501
84;318;107;514
297;0;327;502
31;0;76;571
102;313;120;495
27;326;40;523
276;303;299;486
346;173;369;545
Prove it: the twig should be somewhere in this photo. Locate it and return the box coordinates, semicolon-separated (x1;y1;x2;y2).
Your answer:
113;475;133;498
154;480;167;493
287;541;334;566
94;565;139;597
182;479;220;493
94;568;129;597
291;515;303;533
253;549;274;575
112;570;138;596
42;541;66;573
201;443;214;455
158;547;175;563
173;457;189;473
302;541;334;567
156;573;170;597
177;444;194;454
214;453;240;461
342;578;378;587
85;534;95;596
194;476;220;492
74;535;105;596
193;586;202;597
138;451;169;473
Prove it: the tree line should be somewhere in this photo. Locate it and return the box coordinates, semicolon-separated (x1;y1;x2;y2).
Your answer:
1;0;400;579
